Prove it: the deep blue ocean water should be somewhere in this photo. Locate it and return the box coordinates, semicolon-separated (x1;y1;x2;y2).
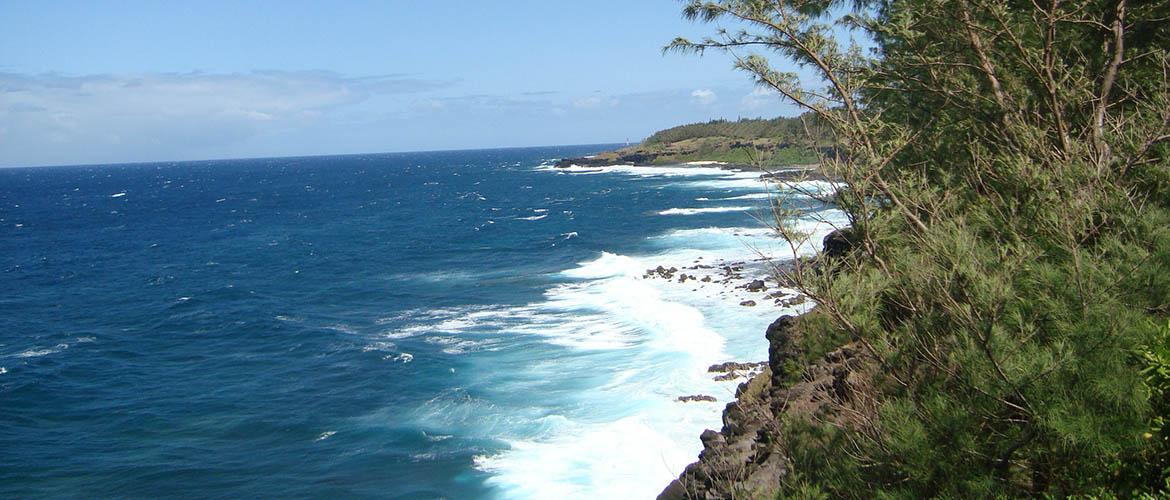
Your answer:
0;146;841;499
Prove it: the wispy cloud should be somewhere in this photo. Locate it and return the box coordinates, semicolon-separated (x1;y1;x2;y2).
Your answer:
0;71;452;166
571;92;619;109
690;88;717;105
740;87;778;110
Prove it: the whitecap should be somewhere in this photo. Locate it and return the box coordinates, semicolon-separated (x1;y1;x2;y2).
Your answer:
425;336;493;355
315;431;336;442
324;324;358;334
15;343;68;358
109;192;127;198
518;214;547;221
362;341;396;352
716;192;772;200
536;165;609;174
658;206;753;216
385;352;414;363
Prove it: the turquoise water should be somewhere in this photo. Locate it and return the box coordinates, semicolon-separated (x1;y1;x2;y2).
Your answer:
0;146;841;498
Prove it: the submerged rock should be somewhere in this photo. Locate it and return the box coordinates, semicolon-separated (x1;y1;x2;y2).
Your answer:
745;279;768;292
707;361;766;373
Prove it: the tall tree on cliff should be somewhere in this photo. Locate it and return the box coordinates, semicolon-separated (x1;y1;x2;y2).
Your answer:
671;0;1170;495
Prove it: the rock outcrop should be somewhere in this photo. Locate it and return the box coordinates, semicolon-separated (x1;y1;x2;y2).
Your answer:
678;395;719;403
659;225;870;500
658;317;872;499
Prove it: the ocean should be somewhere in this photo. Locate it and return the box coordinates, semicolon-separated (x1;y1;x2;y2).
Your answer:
0;145;843;499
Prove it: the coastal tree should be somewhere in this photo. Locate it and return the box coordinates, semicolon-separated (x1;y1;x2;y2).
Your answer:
671;0;1170;495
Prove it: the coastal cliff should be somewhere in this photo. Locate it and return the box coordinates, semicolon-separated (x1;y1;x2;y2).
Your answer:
659;231;870;499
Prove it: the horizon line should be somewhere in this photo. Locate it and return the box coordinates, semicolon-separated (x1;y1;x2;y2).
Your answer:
0;141;628;170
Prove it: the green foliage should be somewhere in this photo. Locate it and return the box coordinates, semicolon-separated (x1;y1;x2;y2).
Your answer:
644;114;829;145
1118;320;1170;493
647;142;819;167
674;0;1170;496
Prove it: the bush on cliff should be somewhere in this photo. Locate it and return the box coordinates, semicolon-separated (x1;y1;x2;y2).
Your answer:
673;0;1170;496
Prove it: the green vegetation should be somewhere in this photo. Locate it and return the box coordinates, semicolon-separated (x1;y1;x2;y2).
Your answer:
644;137;820;167
641;114;831;166
561;115;827;167
644;114;830;145
673;0;1170;496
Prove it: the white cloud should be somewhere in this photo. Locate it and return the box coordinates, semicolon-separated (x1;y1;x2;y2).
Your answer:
0;71;450;166
690;88;717;105
571;93;618;109
740;87;779;110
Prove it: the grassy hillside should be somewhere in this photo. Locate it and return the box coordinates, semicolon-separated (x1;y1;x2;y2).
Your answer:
558;114;830;168
644;115;827;145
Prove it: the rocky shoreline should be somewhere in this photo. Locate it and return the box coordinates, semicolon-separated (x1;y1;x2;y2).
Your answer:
556;154;832;183
658;229;869;500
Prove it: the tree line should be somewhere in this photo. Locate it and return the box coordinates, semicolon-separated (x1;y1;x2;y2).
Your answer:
673;0;1170;496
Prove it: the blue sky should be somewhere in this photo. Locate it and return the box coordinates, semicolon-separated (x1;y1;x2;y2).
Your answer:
0;1;802;167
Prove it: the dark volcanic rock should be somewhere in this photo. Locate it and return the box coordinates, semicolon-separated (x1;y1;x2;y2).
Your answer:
660;213;867;500
644;265;679;280
678;394;718;403
744;279;768;292
740;300;757;307
766;315;803;388
708;361;766;373
780;295;808;308
822;227;857;259
660;307;873;500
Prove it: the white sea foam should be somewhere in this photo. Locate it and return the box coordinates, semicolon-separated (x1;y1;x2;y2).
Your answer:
658;206;753;216
386;353;414;363
315;431;336;441
517;214;547;221
425;336;496;355
0;367;7;375
462;214;849;499
324;324;359;335
361;341;396;352
15;344;69;358
110;192;126;198
427;164;853;497
537;163;751;180
541;165;608;174
718;192;772;200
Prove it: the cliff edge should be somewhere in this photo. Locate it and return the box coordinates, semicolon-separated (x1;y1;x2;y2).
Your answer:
659;231;873;500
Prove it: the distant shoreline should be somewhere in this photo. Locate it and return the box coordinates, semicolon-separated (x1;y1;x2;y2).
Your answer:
554;157;834;183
